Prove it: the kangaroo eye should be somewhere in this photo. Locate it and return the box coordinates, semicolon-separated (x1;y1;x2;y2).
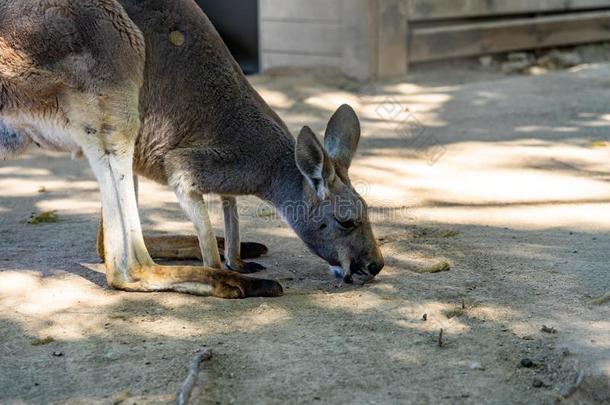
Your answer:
336;218;357;230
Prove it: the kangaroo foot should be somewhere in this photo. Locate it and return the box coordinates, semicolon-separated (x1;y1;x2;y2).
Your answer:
98;235;268;262
110;265;282;298
226;259;267;274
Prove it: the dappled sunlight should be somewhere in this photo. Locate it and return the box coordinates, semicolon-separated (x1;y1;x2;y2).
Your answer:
137;181;178;209
360;93;452;120
304;91;360;112
281;112;328;130
389;250;451;269
0;167;51;177
556;318;610;353
0;178;98;197
410;167;610;204
388;350;425;366
416;202;610;231
579;113;610;128
36;198;100;213
515;125;579;133
346;137;610;231
253;226;296;239
379;82;428;95
393;301;471;335
232;303;292;332
0;271;114;316
0;271;117;339
126;315;215;339
145;214;194;233
467;305;522;323
308;290;391;313
0;269;292;342
257;89;296;109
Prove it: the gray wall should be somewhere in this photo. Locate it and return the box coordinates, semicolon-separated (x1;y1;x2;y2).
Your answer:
259;0;408;80
259;0;344;71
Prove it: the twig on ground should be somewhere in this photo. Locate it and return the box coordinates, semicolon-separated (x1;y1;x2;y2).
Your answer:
438;329;444;347
177;348;212;405
590;292;610;306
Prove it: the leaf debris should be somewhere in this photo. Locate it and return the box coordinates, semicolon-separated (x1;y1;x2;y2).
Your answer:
28;211;58;225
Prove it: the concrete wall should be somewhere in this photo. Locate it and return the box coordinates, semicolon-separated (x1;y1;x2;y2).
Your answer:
259;0;409;80
259;0;344;71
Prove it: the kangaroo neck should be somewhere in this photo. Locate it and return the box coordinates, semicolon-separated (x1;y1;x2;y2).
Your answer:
258;138;307;227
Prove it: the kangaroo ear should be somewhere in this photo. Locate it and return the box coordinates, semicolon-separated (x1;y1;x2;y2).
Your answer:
324;104;361;170
295;126;335;199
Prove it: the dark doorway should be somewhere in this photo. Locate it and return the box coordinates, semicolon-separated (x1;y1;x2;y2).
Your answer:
194;0;260;74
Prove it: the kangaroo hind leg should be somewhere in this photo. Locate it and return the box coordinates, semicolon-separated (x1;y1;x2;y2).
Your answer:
57;3;280;298
77;98;279;298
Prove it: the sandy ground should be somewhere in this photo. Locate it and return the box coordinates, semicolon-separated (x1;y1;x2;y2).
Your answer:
1;63;610;405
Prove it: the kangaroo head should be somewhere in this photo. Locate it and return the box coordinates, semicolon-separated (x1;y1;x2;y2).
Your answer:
292;104;384;284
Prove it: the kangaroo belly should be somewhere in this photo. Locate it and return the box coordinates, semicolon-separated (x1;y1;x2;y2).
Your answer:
3;114;81;155
0;120;31;159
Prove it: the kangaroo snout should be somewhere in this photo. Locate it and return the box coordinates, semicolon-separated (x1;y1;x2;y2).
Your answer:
367;259;384;276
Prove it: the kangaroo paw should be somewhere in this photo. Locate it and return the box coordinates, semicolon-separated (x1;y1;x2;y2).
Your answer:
111;265;282;298
226;260;267;274
211;273;282;298
241;277;283;298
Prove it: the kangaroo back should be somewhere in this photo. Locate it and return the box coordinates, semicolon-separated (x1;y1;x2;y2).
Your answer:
118;0;290;184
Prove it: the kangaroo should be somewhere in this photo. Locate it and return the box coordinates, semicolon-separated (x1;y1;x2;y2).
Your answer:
0;0;384;298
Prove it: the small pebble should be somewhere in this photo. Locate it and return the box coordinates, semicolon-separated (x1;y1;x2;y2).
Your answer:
520;358;534;368
52;351;63;357
422;313;428;321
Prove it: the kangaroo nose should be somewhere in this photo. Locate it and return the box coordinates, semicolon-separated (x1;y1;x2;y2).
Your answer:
368;260;384;276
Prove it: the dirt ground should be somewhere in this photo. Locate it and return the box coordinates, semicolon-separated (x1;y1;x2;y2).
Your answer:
2;61;610;405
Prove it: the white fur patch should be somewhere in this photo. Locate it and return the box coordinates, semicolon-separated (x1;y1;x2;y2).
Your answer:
4;114;81;154
172;282;213;296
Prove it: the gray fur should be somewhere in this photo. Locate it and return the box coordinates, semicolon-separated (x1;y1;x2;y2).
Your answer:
0;121;30;160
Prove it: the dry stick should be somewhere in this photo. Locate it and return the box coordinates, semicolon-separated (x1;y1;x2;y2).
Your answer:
438;328;444;347
177;348;212;405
